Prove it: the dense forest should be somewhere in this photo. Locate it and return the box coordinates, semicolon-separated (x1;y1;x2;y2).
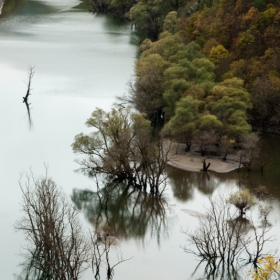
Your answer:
89;0;280;132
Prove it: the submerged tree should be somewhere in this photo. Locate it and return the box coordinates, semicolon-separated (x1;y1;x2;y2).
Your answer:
228;189;256;216
184;197;249;271
184;194;275;277
15;170;92;280
23;66;35;104
72;106;173;195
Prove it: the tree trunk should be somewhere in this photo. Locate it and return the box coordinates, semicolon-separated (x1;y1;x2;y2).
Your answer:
185;143;191;152
200;159;211;171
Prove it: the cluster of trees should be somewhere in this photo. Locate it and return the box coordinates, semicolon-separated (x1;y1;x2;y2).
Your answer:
75;0;278;194
94;0;280;131
88;0;195;36
177;0;280;129
185;189;277;279
16;171;92;279
125;30;253;157
16;171;130;279
72;106;174;195
89;0;136;17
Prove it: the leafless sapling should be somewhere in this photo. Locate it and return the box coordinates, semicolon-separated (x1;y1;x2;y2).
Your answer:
23;66;35;104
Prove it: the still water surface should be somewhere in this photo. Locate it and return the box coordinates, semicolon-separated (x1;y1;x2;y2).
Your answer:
0;1;280;279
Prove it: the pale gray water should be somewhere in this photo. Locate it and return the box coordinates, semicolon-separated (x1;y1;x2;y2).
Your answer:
0;1;137;278
0;1;280;279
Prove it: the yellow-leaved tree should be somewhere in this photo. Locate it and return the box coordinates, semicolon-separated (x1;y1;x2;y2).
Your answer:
249;255;280;280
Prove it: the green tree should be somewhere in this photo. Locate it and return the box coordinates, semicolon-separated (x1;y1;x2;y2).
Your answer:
129;0;190;37
110;0;135;16
163;96;199;151
219;135;235;160
254;0;266;11
206;78;252;139
72;106;172;195
162;43;215;119
209;44;229;63
133;53;169;123
129;0;164;37
163;11;178;34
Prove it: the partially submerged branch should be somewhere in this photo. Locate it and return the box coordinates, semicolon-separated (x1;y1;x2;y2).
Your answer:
23;66;35;104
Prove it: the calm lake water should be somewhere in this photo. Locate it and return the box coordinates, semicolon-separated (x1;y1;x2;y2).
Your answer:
0;1;280;279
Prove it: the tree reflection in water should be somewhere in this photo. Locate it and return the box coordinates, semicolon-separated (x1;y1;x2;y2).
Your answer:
71;175;170;245
167;167;220;201
91;232;133;280
193;262;243;280
16;258;53;280
23;100;33;130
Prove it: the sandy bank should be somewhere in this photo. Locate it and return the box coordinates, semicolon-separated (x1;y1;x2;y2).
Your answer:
165;141;240;173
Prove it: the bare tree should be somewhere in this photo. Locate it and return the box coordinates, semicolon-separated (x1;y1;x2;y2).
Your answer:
200;158;211;172
91;232;132;280
242;207;275;268
194;130;219;157
184;195;275;277
23;66;35;104
184;196;249;272
259;140;273;174
15;169;92;279
238;132;260;172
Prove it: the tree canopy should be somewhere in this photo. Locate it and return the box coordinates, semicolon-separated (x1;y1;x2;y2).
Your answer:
72;106;173;195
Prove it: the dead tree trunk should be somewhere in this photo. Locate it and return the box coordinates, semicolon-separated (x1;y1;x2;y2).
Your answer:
200;159;211;172
23;66;35;104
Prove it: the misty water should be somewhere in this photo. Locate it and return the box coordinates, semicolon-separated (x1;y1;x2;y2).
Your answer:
0;1;280;279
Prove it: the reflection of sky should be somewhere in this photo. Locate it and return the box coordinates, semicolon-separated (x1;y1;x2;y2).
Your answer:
0;1;136;278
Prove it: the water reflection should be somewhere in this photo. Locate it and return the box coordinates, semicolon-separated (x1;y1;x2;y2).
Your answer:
193;263;244;280
167;167;222;201
23;100;33;129
71;177;171;244
167;133;280;201
22;66;34;130
91;232;132;280
16;259;52;280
